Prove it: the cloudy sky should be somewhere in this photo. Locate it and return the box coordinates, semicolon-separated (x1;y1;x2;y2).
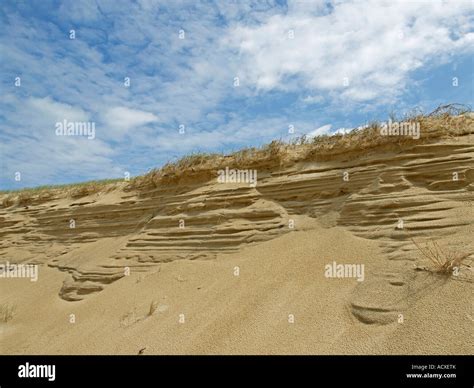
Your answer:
0;0;473;189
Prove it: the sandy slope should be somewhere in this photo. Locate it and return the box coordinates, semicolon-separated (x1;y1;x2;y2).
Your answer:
0;134;473;354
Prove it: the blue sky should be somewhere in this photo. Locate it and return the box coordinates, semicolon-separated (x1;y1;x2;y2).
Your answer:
0;0;473;190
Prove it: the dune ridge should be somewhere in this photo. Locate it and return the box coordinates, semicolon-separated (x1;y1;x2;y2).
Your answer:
1;113;473;354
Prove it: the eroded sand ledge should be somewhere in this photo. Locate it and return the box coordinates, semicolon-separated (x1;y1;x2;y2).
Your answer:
1;133;473;354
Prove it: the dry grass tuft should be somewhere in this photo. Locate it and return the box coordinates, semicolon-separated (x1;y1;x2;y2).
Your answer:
68;183;102;198
17;191;34;206
412;238;470;275
0;303;16;323
0;179;123;207
1;195;15;208
147;300;159;317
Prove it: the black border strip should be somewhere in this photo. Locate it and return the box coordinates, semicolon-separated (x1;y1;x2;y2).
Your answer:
0;355;471;386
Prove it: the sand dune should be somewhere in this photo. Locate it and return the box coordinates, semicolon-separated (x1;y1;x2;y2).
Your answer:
1;120;473;354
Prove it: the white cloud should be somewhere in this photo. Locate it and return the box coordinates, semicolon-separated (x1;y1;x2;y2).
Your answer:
58;1;101;22
226;0;474;103
102;107;158;134
302;95;324;105
308;123;363;138
28;97;90;123
307;124;332;138
334;127;353;135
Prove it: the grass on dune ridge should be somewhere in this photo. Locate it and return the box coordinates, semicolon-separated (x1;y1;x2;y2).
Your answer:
1;104;473;207
0;179;124;207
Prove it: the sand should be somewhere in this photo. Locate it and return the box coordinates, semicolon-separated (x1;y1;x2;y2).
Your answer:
0;134;473;354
